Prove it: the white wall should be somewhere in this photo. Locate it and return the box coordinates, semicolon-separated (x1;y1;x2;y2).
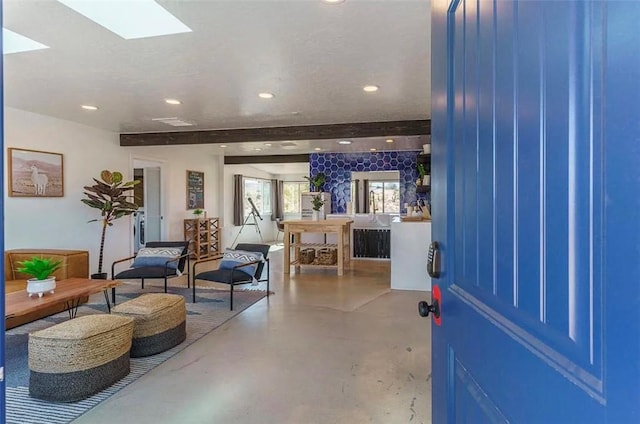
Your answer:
4;107;225;275
4;107;130;275
125;146;223;241
223;164;277;248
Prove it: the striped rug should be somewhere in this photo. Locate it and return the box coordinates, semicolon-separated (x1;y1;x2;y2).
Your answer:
5;282;268;424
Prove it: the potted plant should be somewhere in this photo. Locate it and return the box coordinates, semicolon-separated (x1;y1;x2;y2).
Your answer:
193;208;204;218
304;172;326;192
17;257;63;298
417;163;430;185
82;170;140;279
311;194;325;221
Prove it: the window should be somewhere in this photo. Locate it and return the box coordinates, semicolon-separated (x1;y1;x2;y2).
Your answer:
369;181;400;213
283;181;308;214
244;178;271;217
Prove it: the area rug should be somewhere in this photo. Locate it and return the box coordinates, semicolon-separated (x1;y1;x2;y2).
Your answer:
5;282;268;424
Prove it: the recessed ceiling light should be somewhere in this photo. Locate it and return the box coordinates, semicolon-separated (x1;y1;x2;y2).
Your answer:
254;148;262;151
264;143;272;147
58;0;192;40
81;105;99;111
363;85;379;92
314;147;322;151
165;99;181;105
370;148;377;151
2;29;49;54
258;92;274;99
337;140;352;145
322;0;345;3
386;139;394;143
219;145;227;148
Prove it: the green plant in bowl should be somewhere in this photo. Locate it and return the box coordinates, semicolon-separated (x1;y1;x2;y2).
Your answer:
17;257;63;280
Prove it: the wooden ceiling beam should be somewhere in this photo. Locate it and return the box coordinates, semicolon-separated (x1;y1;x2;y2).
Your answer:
120;120;430;146
224;154;310;165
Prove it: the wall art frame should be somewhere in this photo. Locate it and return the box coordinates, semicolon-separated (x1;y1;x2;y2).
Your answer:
186;170;204;209
8;148;64;197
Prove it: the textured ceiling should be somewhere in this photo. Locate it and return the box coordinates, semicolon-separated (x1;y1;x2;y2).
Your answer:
4;0;430;136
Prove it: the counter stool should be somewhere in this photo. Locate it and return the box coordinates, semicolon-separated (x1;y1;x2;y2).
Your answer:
112;293;186;357
28;314;134;402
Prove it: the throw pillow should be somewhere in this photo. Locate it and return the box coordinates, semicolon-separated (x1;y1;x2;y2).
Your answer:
219;249;264;279
132;247;183;269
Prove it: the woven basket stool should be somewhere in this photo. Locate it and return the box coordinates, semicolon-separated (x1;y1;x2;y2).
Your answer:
28;314;134;402
112;293;186;357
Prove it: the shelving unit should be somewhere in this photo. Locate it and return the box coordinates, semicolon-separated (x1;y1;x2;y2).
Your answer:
283;219;353;276
183;217;221;260
416;153;431;193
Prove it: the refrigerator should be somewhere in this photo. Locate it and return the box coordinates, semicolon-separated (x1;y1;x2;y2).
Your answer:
300;192;332;244
300;192;331;220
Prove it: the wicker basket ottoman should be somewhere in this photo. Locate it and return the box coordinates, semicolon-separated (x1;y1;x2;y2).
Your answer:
28;314;134;402
112;293;186;357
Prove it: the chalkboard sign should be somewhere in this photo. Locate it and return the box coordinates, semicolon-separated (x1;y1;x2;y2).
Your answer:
186;170;204;209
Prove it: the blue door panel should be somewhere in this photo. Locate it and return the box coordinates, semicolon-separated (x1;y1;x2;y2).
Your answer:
493;0;515;306
430;0;624;422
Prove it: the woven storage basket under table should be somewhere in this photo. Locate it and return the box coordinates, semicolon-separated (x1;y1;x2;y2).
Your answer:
28;314;134;402
299;248;316;264
317;248;338;265
112;293;186;357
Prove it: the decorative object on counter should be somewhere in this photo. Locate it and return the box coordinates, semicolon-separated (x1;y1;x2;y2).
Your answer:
423;143;431;154
81;170;139;279
192;208;204;218
300;248;316;264
304;172;326;192
311;193;326;221
317;248;338;265
422;175;431;186
17;256;63;298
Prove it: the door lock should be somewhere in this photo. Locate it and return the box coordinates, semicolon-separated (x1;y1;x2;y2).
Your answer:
427;241;441;278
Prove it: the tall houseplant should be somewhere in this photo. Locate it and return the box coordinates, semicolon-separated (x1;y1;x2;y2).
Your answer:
82;170;139;278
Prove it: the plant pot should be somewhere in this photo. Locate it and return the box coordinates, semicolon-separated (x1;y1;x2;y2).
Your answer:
423;175;431;185
27;277;56;298
312;210;320;221
91;273;108;280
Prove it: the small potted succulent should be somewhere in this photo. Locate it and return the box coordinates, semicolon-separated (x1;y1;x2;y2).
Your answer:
17;257;63;298
193;208;205;218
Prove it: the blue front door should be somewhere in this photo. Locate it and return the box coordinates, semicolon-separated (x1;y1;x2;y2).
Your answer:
430;1;640;422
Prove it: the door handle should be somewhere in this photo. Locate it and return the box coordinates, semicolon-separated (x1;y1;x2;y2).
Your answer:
418;300;440;318
418;284;442;326
427;241;441;278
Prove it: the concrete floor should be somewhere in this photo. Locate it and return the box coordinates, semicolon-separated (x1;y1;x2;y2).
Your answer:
73;246;432;424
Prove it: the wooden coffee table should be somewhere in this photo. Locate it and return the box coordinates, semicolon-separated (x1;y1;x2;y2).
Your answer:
5;277;122;321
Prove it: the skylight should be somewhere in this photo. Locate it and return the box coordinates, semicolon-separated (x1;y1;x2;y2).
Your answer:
3;29;49;55
57;0;192;40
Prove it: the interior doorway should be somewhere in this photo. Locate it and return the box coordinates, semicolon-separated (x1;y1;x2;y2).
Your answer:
132;158;165;252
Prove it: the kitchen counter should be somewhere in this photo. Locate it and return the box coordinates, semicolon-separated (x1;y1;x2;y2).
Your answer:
283;219;353;276
390;220;432;291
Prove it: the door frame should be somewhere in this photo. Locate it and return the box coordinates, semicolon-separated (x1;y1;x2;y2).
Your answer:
131;155;167;252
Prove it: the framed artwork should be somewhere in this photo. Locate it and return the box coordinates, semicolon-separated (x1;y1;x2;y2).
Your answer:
8;148;64;197
186;170;204;209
